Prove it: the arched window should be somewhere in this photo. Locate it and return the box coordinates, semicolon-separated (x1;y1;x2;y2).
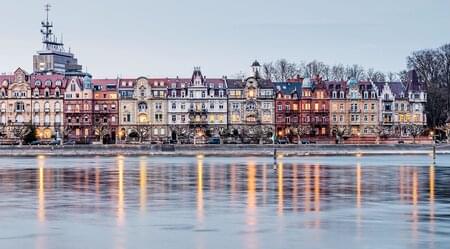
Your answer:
33;88;39;97
15;114;24;123
0;102;5;111
55;114;61;123
44;114;50;124
35;80;41;86
55;102;61;112
55;80;62;87
55;87;60;97
34;115;40;124
0;114;6;124
44;102;50;112
45;80;52;87
44;88;50;97
34;102;40;112
138;102;147;112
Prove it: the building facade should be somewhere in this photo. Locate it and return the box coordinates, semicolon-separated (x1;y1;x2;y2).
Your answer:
167;68;227;143
93;79;119;144
227;61;275;144
274;81;300;142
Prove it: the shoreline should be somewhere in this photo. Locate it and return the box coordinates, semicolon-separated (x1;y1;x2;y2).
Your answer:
0;144;448;157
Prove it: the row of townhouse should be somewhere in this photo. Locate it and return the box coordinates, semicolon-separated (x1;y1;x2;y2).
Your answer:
0;63;427;144
275;70;427;143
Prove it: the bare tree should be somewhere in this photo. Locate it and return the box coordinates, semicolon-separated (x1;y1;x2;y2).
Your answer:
398;70;408;83
373;125;392;144
407;47;447;127
345;64;365;80
59;125;74;145
387;72;398;82
331;64;346;81
406;123;424;144
274;59;297;81
367;68;386;82
94;123;111;144
305;60;329;78
13;126;31;146
332;125;350;144
262;63;276;81
133;125;151;143
0;123;6;138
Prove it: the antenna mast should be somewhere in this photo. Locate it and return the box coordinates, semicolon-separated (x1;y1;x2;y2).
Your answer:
40;3;64;51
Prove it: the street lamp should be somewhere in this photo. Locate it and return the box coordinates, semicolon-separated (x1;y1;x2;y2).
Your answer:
430;130;436;163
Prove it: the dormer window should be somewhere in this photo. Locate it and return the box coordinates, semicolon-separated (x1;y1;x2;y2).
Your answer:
35;80;42;86
363;91;368;99
55;80;62;87
45;80;52;87
371;91;376;99
340;91;344;99
34;89;39;97
332;91;337;99
45;88;50;97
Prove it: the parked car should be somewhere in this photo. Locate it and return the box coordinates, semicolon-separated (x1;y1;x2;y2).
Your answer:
207;137;221;144
49;140;61;145
276;138;289;144
29;140;41;145
301;140;310;144
63;140;76;145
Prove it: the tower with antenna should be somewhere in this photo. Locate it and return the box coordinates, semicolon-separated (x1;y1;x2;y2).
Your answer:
33;3;87;77
40;4;64;51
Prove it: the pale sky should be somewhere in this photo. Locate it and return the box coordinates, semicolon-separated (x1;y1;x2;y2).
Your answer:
1;0;450;78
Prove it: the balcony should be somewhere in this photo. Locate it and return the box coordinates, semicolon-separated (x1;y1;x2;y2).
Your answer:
55;108;61;113
44;108;50;113
0;108;5;113
15;109;25;113
44;122;51;127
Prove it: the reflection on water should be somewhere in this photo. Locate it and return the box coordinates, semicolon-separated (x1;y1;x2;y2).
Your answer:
0;155;450;249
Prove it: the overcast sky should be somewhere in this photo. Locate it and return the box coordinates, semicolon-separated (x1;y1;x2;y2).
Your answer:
1;0;450;78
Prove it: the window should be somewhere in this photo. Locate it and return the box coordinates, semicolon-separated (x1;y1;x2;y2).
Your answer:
210;103;215;109
15;102;25;112
172;102;176;110
172;115;176;122
219;104;224;110
181;115;185;123
155;103;162;110
277;104;282;111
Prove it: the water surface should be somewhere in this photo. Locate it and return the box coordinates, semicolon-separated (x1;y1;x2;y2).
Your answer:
0;155;449;249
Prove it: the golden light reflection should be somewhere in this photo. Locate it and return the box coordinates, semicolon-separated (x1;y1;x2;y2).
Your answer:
117;156;125;226
140;157;147;213
277;161;284;216
304;165;311;212
314;164;321;213
197;156;204;223
292;164;298;212
37;155;46;222
247;161;257;224
356;163;362;209
246;161;258;249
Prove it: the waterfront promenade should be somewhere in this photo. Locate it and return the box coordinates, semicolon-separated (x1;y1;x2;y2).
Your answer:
0;144;449;157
